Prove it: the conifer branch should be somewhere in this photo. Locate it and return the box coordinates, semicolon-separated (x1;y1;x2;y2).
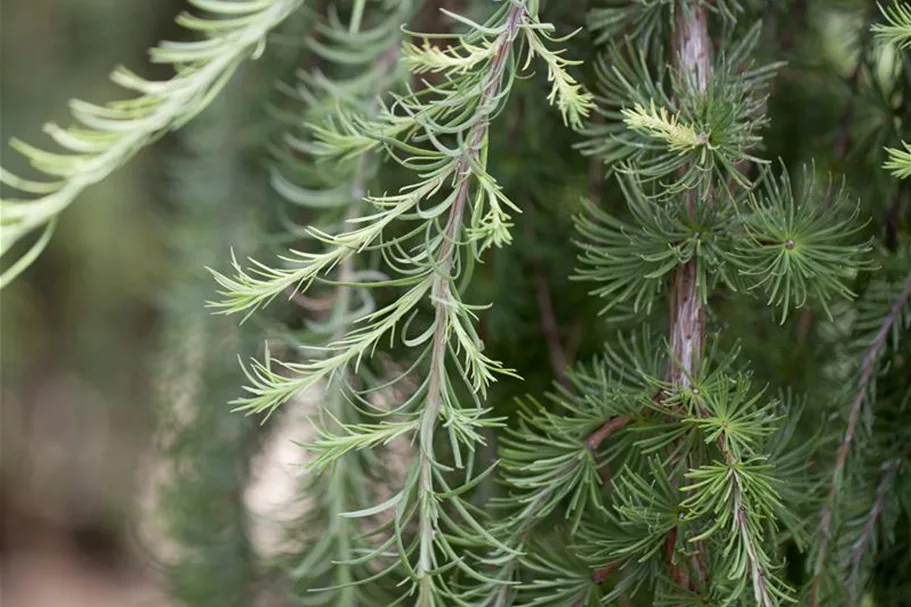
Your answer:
414;6;526;600
811;274;911;607
576;4;822;604
474;397;611;606
846;453;908;604
275;8;413;602
12;2;911;605
0;0;303;287
664;4;711;592
729;469;776;607
211;2;599;601
679;380;791;606
156;72;264;607
871;1;911;50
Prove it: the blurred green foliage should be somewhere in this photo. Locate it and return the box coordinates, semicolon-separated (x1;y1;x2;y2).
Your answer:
0;0;189;534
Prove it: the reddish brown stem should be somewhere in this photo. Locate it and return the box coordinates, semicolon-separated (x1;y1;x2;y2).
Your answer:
531;261;571;388
415;5;526;595
564;320;584;370
664;526;691;589
668;259;705;388
586;416;631;452
585;414;632;586
811;275;911;606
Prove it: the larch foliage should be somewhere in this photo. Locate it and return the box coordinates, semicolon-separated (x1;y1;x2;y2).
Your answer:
2;1;909;606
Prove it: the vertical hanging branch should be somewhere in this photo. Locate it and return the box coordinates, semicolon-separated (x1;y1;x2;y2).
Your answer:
415;6;526;598
846;453;908;603
156;69;267;607
209;2;595;602
811;274;911;606
668;2;710;389
664;10;789;606
272;5;417;603
530;255;572;387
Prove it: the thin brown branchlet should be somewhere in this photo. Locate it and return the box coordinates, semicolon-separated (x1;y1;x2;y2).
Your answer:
414;4;526;600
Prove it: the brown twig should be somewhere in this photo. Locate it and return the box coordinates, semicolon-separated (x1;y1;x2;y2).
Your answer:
531;258;571;388
583;414;632;587
664;8;774;603
586;415;632;453
664;526;690;590
776;0;808;57
796;306;815;349
564;319;584;370
591;561;622;584
811;274;911;607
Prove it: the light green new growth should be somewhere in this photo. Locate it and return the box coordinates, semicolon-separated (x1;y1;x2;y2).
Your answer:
882;140;911;180
520;20;596;130
621;101;706;153
0;0;303;288
402;37;497;75
872;1;911;50
9;1;906;605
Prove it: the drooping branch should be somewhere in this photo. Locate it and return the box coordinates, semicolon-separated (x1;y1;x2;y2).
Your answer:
415;4;526;601
522;213;571;387
0;0;304;288
811;274;911;606
846;453;908;603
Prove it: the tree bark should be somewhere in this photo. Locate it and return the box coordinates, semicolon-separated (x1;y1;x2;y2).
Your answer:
668;4;711;388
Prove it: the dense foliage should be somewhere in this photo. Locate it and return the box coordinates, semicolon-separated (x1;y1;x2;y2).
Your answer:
2;1;910;606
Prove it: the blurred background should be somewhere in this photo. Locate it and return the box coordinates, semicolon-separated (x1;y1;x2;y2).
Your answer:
2;1;175;605
1;2;310;605
2;1;181;605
